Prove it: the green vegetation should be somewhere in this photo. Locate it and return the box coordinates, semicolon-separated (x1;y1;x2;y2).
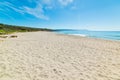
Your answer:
0;23;52;35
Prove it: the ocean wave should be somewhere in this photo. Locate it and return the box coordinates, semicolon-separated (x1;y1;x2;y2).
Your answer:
69;34;87;37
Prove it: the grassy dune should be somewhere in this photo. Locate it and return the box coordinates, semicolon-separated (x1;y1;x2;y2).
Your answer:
0;23;52;35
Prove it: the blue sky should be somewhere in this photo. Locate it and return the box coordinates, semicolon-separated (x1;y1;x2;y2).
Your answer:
0;0;120;31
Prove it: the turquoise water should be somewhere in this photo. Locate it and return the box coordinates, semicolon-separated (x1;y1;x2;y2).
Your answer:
55;29;120;41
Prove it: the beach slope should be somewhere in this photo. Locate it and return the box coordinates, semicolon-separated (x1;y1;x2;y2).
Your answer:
0;31;120;80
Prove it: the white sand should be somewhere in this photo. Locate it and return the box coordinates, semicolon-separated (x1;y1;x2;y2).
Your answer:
0;31;120;80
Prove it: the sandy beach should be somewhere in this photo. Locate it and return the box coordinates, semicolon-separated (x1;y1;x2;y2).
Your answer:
0;31;120;80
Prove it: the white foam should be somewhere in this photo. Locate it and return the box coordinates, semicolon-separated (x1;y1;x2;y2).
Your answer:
69;34;87;37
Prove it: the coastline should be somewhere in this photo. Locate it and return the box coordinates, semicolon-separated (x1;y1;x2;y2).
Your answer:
0;31;120;80
55;32;120;42
55;30;120;41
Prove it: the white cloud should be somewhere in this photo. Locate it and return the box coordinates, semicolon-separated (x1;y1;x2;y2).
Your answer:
0;2;24;14
23;4;49;20
42;0;52;5
0;1;49;20
0;0;75;20
58;0;74;6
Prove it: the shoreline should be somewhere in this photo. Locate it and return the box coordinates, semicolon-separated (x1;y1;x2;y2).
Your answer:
55;30;120;41
54;32;120;43
0;31;120;42
0;31;120;80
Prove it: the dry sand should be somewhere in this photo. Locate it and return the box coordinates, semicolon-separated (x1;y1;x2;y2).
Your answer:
0;31;120;80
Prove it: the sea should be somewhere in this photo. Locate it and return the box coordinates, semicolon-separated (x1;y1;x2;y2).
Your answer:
55;29;120;41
